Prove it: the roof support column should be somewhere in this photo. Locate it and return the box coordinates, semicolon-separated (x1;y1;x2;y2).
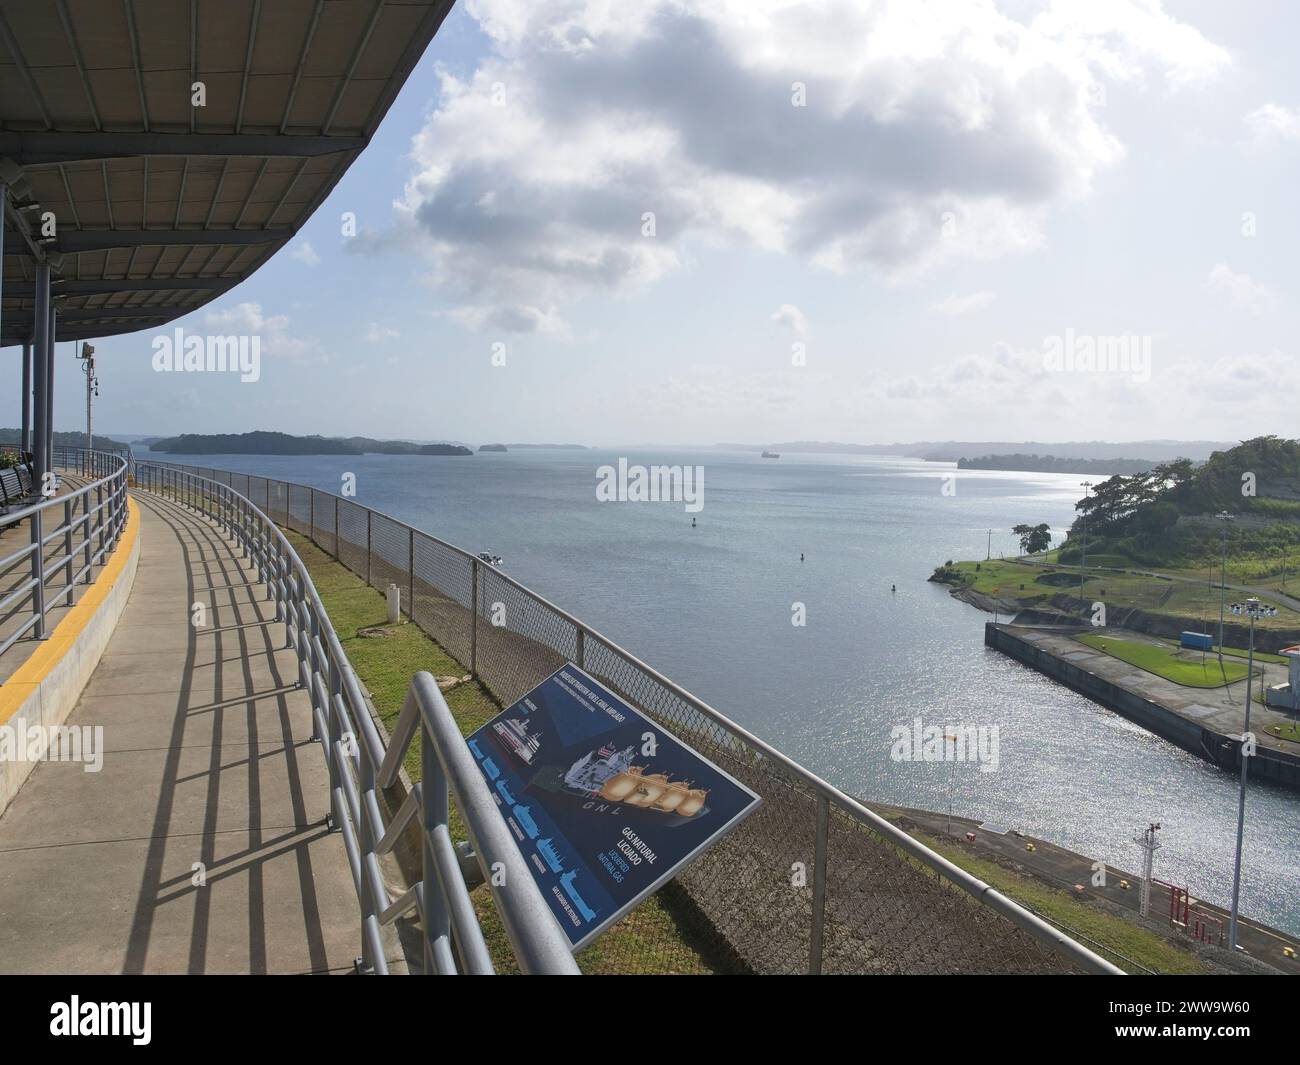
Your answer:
0;180;5;342
32;261;50;489
21;341;32;455
45;302;56;478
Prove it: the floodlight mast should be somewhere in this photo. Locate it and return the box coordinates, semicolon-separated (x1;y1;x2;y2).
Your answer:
1133;822;1161;918
1225;597;1278;950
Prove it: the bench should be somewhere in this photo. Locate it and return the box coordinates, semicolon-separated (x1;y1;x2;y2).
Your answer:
0;468;23;505
0;463;38;521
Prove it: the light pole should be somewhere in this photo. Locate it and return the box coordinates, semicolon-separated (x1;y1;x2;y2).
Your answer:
986;529;992;562
75;342;97;450
944;731;958;835
1079;481;1092;601
1216;511;1233;652
1133;822;1161;919
1226;597;1278;950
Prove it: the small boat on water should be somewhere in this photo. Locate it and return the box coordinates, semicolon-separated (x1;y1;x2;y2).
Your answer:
476;552;504;567
761;450;780;459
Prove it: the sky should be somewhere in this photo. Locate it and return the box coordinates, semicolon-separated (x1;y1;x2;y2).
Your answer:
56;0;1300;447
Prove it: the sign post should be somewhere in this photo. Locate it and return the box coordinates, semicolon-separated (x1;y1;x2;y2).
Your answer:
465;664;762;951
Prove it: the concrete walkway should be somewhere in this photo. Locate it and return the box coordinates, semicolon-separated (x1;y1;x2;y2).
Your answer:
0;489;367;973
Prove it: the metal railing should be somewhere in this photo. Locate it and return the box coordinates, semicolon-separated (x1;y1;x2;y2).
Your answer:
139;459;1125;975
135;461;579;975
0;446;130;657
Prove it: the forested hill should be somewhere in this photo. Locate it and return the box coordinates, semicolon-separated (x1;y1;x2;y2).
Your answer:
0;428;133;453
1063;436;1300;570
147;431;471;456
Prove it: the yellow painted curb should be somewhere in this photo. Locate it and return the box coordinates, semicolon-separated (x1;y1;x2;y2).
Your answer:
0;495;140;726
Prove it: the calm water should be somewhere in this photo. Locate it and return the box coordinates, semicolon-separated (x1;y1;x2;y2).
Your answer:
154;448;1300;935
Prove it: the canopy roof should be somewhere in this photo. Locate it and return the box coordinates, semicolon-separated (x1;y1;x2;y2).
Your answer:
0;0;453;346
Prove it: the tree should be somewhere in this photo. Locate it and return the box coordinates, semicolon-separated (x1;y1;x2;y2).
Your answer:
1013;522;1052;554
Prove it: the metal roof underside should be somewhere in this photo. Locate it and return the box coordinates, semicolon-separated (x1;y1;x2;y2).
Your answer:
0;0;453;346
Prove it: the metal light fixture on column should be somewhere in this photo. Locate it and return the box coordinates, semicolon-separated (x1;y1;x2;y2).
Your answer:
1225;597;1278;950
1079;481;1092;600
1216;511;1234;653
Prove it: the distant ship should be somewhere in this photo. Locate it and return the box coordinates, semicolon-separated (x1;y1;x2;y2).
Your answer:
477;551;504;566
761;450;780;459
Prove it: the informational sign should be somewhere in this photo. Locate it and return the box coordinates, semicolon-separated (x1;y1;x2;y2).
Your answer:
465;664;762;951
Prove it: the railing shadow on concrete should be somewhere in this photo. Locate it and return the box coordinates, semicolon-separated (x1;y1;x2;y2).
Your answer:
135;461;579;975
137;459;1125;976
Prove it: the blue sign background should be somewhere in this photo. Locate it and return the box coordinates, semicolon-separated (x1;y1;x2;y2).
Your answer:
465;664;762;951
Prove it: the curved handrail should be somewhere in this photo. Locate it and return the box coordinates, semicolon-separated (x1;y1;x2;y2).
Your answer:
134;460;580;975
0;447;130;655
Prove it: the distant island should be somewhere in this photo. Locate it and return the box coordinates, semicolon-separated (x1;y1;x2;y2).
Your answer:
955;454;1159;475
707;439;1233;463
479;443;508;452
0;427;133;453
147;431;472;456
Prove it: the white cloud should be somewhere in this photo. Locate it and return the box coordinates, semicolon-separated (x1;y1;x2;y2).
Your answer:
1205;263;1277;315
289;241;321;266
931;291;995;316
368;0;1224;326
1030;0;1229;90
441;303;572;338
1244;102;1300;143
365;322;401;343
204;302;327;365
771;304;809;336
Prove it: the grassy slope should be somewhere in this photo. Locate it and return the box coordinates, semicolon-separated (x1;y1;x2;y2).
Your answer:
291;530;1217;975
284;529;738;975
903;828;1209;975
945;559;1300;634
1075;633;1250;687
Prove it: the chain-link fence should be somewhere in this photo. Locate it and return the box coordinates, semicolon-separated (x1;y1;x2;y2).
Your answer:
143;462;1122;975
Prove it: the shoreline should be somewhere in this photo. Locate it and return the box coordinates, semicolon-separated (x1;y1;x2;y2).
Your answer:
985;622;1300;790
876;803;1295;974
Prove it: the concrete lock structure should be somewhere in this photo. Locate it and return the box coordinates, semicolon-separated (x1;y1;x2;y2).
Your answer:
1266;646;1300;713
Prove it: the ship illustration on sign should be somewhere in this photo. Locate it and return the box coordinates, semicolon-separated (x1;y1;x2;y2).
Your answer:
493;716;542;765
537;838;566;874
513;803;540;839
560;870;597;921
563;744;709;817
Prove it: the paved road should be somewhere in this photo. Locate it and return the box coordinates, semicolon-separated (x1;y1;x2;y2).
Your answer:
0;489;376;974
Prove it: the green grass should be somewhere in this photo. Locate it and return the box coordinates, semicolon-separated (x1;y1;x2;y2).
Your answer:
943;556;1300;634
285;529;738;975
904;828;1209;975
944;559;1052;600
1265;721;1300;744
1216;644;1290;665
1075;633;1250;687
